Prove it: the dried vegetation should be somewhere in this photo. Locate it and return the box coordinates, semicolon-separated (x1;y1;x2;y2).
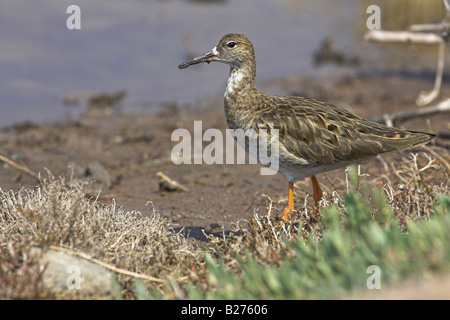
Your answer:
0;151;448;299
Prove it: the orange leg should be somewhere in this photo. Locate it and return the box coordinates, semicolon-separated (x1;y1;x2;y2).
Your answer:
311;175;323;207
282;182;294;220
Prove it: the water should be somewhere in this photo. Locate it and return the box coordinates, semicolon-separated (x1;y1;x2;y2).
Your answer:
1;0;437;128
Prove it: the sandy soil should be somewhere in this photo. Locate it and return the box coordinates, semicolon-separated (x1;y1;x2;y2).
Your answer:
0;70;449;241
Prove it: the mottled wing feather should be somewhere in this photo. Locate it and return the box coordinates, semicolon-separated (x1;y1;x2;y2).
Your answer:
256;95;434;165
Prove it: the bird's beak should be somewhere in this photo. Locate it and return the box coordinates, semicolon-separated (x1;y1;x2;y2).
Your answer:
178;49;218;69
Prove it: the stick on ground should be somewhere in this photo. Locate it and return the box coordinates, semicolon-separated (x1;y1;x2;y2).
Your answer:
0;153;40;181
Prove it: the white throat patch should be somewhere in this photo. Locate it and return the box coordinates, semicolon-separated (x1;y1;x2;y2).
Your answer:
225;70;244;97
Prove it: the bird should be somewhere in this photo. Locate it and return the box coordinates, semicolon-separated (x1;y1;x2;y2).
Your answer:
178;33;435;220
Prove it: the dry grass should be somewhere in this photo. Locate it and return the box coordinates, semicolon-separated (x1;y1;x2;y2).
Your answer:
0;172;202;299
0;150;449;299
0;237;50;299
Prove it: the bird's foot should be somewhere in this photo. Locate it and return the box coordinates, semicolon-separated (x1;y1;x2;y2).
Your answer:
282;203;294;221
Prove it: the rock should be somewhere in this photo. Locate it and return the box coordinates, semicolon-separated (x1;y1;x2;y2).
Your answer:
65;161;112;189
33;248;114;299
85;162;112;188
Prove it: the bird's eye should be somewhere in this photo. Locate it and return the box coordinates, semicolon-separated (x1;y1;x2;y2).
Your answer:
227;41;237;48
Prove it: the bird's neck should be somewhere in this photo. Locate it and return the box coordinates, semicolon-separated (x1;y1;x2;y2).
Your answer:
224;63;259;129
225;63;256;96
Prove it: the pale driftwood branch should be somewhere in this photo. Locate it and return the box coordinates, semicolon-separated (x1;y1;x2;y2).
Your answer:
364;30;444;45
373;98;450;126
364;0;449;107
364;30;446;106
416;42;446;106
156;171;189;192
0;153;40;181
444;0;450;12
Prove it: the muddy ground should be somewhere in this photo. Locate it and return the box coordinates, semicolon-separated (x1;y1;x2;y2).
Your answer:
0;66;449;241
